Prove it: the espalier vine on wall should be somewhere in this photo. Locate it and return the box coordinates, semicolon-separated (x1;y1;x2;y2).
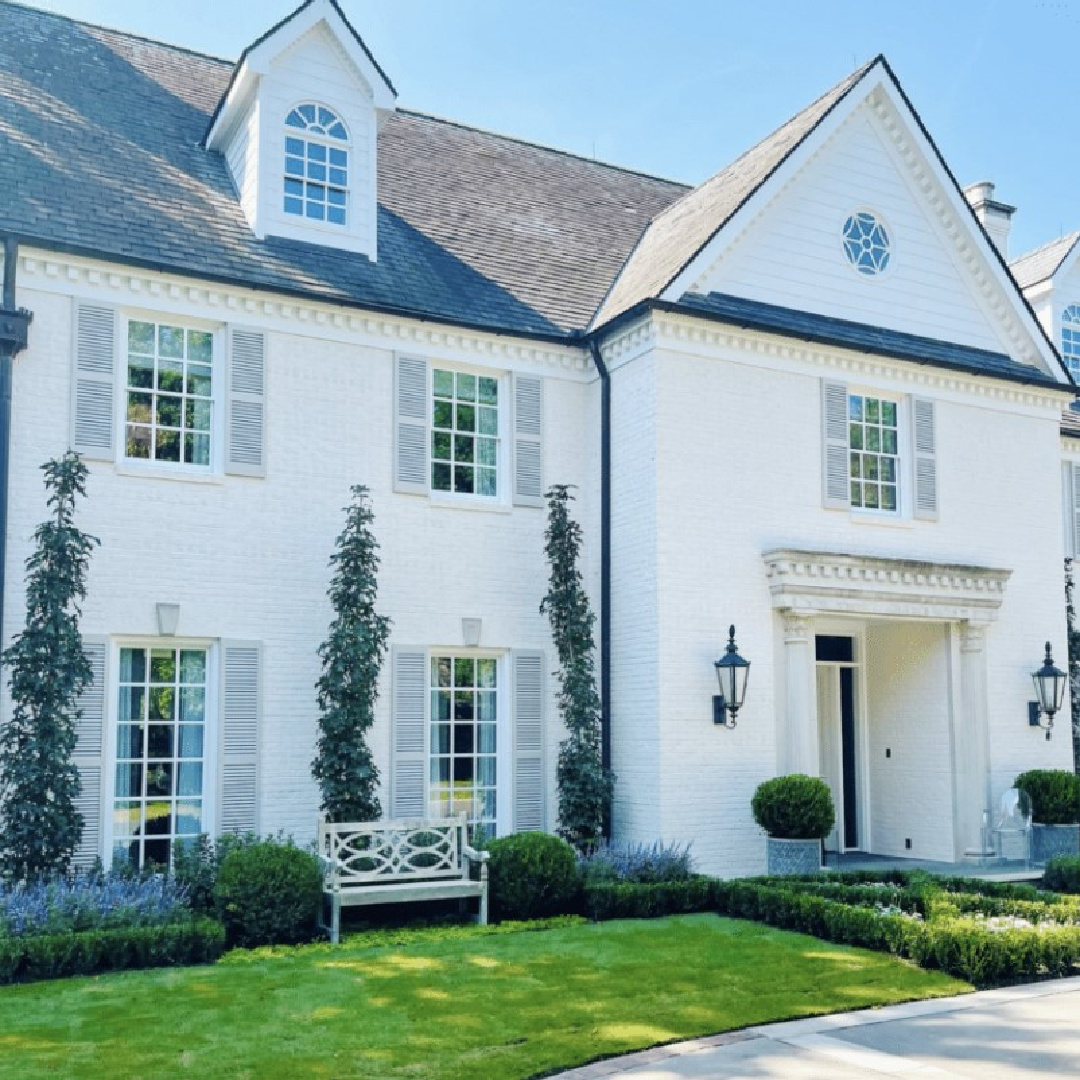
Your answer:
541;485;613;853
312;485;390;822
0;452;98;881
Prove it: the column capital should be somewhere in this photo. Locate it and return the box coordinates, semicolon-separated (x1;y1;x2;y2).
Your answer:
782;611;813;644
960;622;986;652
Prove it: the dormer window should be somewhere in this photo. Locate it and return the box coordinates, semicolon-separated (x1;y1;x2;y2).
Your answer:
284;104;349;226
1063;305;1080;381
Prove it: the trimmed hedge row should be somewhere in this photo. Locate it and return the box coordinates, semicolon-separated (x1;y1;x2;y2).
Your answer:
583;878;724;921
0;918;226;985
716;880;1080;985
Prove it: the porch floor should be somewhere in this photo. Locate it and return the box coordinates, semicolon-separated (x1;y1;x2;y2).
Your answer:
823;850;1043;883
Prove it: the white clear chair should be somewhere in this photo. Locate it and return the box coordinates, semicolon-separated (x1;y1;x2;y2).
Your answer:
989;787;1033;866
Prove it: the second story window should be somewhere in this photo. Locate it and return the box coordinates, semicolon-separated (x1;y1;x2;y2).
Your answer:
1063;305;1080;381
126;321;213;467
848;394;899;512
432;369;499;496
284;103;349;225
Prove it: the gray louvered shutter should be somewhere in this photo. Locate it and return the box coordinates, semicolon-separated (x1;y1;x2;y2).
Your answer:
71;303;116;459
226;328;266;477
821;380;850;509
912;397;938;521
512;650;545;832
513;375;544;507
391;647;427;818
1071;463;1080;558
219;642;260;835
72;637;108;869
394;355;429;495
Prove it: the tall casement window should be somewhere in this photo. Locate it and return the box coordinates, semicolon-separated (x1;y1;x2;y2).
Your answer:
431;369;499;496
113;646;207;868
848;394;899;512
126;320;213;466
1063;305;1080;381
429;656;497;836
284;103;349;225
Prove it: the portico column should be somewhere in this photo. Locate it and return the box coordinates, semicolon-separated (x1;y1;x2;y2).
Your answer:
781;611;817;776
956;622;993;856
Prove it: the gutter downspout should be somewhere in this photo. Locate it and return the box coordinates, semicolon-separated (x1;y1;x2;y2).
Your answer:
0;237;33;657
586;336;612;839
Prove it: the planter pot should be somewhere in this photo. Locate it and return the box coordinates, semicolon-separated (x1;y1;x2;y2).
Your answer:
766;837;822;875
1031;823;1080;865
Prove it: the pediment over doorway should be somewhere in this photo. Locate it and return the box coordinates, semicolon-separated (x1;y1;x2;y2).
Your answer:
762;549;1011;623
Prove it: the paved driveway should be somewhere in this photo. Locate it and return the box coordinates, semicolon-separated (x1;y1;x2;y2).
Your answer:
557;977;1080;1079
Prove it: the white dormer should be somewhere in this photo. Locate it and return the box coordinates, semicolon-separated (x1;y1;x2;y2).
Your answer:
205;0;396;260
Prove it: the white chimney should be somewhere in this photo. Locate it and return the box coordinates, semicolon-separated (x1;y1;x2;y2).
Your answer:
963;180;1016;259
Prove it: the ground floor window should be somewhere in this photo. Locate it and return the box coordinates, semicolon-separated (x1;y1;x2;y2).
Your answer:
429;655;497;837
113;646;207;868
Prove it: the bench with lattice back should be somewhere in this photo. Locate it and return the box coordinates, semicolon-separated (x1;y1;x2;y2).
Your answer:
317;815;489;943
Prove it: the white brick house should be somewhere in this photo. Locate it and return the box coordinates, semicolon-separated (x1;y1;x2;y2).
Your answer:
0;0;1075;878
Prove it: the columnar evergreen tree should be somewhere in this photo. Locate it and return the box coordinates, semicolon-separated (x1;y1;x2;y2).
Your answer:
1066;559;1080;773
541;484;613;854
312;485;391;822
0;452;98;881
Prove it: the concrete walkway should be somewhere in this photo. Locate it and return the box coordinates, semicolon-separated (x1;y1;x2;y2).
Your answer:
556;977;1080;1079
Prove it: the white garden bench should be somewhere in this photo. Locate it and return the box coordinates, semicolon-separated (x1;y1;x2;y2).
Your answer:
317;815;489;944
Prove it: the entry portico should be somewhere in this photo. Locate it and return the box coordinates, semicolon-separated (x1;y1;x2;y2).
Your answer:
765;549;1011;863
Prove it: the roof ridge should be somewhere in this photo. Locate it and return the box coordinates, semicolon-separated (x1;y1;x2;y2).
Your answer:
1011;230;1080;267
0;0;235;65
397;108;691;190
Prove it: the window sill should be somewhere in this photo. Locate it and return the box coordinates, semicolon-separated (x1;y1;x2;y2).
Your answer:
848;511;914;529
113;462;225;486
428;493;513;515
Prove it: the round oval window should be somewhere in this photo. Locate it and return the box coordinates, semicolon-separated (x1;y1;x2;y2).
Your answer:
842;211;891;275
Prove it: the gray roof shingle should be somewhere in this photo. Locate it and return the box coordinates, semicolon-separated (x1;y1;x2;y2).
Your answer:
590;58;878;329
0;1;686;337
1011;233;1080;290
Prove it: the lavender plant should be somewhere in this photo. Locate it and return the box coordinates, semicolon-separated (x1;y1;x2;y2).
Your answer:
579;840;696;884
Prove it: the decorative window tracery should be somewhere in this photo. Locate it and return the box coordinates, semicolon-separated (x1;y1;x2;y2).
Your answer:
842;211;891;276
284;103;349;225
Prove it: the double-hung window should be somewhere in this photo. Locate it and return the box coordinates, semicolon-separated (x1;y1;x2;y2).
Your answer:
848;394;899;513
431;368;500;497
113;646;209;869
125;320;214;467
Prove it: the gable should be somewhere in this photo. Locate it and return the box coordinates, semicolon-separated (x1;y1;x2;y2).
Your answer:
684;97;1033;362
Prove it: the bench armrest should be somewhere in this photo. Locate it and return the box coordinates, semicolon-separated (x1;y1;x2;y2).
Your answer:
461;844;489;864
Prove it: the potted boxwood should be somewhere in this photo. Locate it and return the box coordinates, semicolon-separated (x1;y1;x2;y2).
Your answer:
751;774;835;874
1014;769;1080;864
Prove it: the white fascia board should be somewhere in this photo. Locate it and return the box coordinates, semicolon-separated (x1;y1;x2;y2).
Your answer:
206;61;256;151
1047;238;1080;289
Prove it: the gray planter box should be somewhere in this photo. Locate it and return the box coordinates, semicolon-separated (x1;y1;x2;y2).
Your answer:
766;837;821;875
1032;823;1080;865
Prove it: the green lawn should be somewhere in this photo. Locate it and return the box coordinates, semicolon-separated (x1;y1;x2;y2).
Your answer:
0;915;968;1079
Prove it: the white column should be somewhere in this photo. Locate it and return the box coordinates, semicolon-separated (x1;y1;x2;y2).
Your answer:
955;621;992;856
781;612;818;776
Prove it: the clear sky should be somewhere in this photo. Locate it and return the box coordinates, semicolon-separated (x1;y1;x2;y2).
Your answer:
19;0;1080;260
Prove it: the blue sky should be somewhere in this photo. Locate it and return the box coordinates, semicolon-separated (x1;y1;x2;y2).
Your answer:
22;0;1080;259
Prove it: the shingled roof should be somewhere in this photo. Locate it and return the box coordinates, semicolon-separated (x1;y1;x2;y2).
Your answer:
590;58;878;329
0;1;686;338
1011;232;1080;291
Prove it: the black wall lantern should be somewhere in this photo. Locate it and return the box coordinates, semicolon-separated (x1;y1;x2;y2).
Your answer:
1029;641;1068;741
714;625;750;728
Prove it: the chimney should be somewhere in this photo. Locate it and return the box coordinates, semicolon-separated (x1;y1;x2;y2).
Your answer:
963;180;1016;259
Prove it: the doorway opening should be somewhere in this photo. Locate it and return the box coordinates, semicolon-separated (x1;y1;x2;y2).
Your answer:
816;634;862;853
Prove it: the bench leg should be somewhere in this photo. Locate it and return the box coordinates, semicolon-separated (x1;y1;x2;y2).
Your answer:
478;884;488;926
331;894;341;945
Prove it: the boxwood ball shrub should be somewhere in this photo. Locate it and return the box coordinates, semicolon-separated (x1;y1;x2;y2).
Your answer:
1044;855;1080;893
486;832;580;921
752;774;835;840
212;838;322;948
1014;770;1080;825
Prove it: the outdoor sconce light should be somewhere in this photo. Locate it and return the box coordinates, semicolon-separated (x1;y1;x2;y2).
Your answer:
1029;641;1068;741
713;625;750;729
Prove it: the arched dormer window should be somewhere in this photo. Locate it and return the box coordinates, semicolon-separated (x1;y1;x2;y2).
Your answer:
1063;305;1080;381
284;103;349;226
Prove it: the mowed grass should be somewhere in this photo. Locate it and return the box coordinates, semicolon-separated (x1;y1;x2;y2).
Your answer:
0;914;968;1079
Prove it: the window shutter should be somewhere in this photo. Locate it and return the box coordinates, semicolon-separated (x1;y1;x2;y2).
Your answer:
1071;463;1080;558
72;637;108;869
71;303;116;459
394;355;429;495
226;328;266;477
219;642;261;835
512;650;545;832
513;375;544;507
391;647;427;818
912;397;938;521
821;380;850;509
